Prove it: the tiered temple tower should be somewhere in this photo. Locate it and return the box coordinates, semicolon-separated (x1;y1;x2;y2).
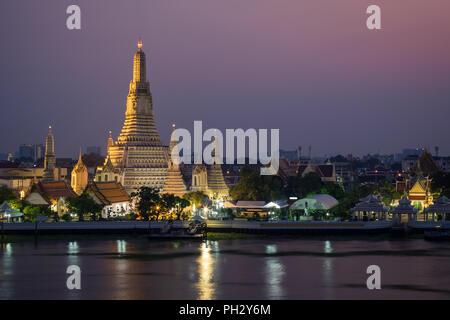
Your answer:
107;40;168;191
42;126;56;182
206;137;230;201
191;136;229;201
161;124;187;197
71;148;88;195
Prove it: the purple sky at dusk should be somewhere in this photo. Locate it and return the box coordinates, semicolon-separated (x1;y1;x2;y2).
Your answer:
1;0;449;159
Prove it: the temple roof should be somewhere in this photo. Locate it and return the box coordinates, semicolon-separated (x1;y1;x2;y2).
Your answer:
391;196;418;214
298;163;334;178
351;195;388;212
412;150;440;176
30;181;76;203
88;182;130;205
423;196;450;214
72;149;87;173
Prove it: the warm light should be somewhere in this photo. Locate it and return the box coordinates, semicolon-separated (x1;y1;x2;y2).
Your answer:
138;39;142;49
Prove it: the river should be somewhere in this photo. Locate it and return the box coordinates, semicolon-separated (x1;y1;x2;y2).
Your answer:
1;237;450;299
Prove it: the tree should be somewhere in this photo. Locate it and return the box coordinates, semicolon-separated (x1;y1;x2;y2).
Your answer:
0;186;17;203
330;155;347;163
67;193;103;221
81;153;105;167
431;172;450;198
320;182;345;200
160;194;190;220
23;205;41;222
287;172;323;198
183;191;207;207
230;167;285;201
131;187;161;220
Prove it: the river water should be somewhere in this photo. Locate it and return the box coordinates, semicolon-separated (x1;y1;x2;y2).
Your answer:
1;237;450;299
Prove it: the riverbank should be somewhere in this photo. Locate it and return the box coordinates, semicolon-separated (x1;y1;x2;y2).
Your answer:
0;231;425;244
0;232;258;243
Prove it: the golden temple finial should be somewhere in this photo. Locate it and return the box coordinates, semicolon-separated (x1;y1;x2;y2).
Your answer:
138;38;142;49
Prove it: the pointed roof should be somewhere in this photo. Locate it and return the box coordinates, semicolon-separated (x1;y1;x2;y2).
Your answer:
412;149;440;176
351;195;388;212
162;123;187;197
102;154;116;173
409;176;429;195
72;148;87;173
423;196;450;214
391;196;418;215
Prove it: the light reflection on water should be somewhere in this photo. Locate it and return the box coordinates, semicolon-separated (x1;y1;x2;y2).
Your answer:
0;243;13;299
265;244;285;299
67;241;79;266
1;238;450;299
196;240;218;300
322;240;334;299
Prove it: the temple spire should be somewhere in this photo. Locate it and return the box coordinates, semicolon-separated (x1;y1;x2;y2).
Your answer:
107;130;114;153
162;123;187;197
71;146;88;195
133;38;146;83
42;125;56;182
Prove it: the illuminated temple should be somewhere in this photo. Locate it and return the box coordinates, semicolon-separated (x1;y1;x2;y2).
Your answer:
191;137;230;201
106;40;168;191
161;124;187;197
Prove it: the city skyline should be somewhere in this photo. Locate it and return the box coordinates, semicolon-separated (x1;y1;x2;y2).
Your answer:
1;0;450;158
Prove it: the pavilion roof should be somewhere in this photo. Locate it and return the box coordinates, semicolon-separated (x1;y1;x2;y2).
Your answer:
391;196;418;215
350;195;388;212
423;196;450;214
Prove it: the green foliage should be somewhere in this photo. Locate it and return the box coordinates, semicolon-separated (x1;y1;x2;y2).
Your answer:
320;182;346;200
230;167;285;201
23;205;41;222
0;186;17;203
61;213;72;222
131;187;161;220
160;193;190;220
183;191;207;207
287;172;323;198
67;193;103;221
8;199;24;210
431;172;450;198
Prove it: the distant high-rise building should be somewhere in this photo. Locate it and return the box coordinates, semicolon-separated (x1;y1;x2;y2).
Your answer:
18;144;34;160
34;144;44;161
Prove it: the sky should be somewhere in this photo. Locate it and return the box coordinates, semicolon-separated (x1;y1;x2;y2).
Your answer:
0;0;449;159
